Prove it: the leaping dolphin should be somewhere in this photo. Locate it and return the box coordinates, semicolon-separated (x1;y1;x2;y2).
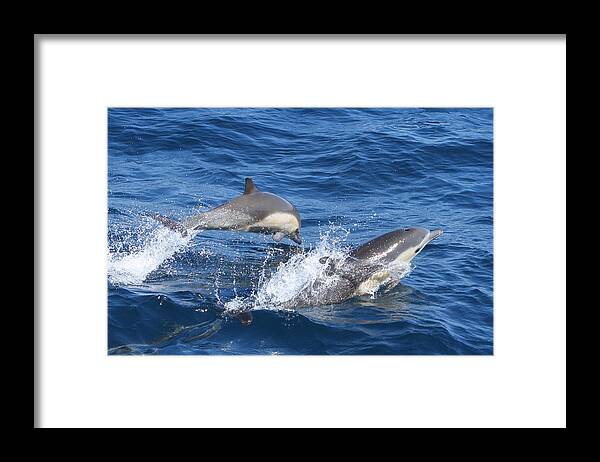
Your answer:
152;177;302;244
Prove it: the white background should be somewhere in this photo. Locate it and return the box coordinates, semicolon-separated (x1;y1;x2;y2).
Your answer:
36;35;566;428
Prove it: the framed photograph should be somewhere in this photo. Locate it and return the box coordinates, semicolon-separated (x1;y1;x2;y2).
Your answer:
35;35;566;428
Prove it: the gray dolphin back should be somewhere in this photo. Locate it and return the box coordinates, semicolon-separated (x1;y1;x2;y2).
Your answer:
350;228;431;263
183;188;299;232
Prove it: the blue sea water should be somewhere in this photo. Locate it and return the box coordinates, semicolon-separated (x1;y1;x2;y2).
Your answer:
108;108;493;355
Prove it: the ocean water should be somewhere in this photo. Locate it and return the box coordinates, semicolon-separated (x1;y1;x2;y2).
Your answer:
108;108;493;355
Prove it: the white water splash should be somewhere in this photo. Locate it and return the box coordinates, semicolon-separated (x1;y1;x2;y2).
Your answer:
108;226;197;285
223;228;347;313
255;237;349;309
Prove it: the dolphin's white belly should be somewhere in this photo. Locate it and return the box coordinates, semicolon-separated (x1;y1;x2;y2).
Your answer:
248;212;299;233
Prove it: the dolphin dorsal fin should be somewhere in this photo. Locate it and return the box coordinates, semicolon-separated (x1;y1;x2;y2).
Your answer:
244;177;258;194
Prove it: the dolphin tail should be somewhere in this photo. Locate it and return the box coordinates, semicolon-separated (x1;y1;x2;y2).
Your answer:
151;213;188;236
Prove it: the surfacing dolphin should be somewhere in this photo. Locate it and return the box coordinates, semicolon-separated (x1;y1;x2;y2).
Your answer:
229;227;443;325
273;227;443;311
152;177;302;244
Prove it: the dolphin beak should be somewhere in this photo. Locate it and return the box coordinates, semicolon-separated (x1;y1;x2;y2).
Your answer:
428;229;443;242
412;229;443;258
289;231;302;244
